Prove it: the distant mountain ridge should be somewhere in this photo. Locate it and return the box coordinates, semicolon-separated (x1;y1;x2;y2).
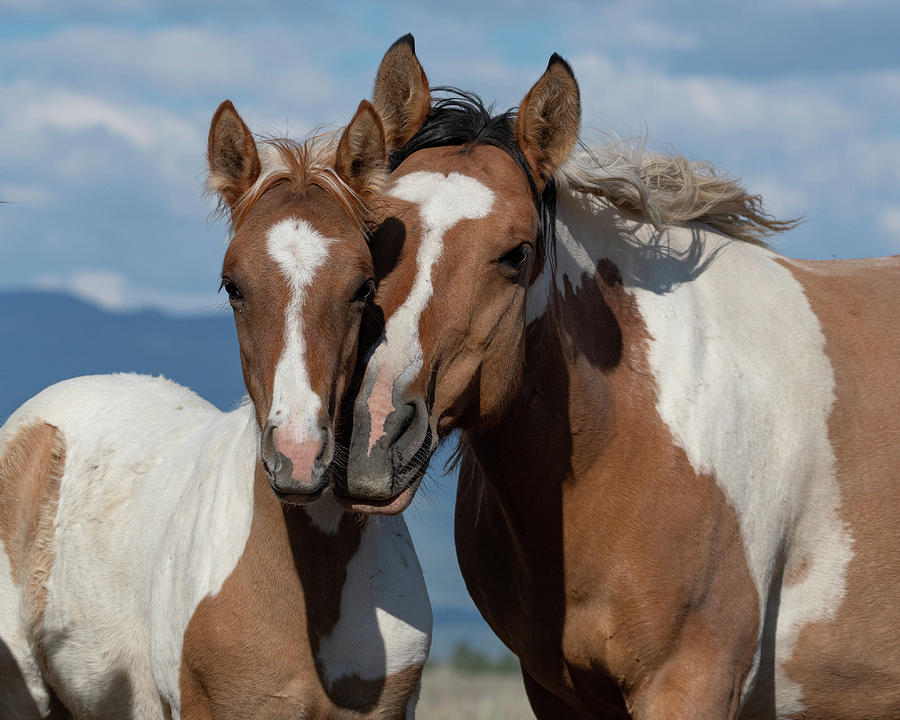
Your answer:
0;290;504;659
0;290;244;420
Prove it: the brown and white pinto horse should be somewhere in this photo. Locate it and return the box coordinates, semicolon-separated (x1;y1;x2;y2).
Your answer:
0;99;431;719
341;36;900;719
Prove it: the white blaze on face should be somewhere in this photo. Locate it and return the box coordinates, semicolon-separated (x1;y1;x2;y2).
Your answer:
267;217;334;444
364;171;494;451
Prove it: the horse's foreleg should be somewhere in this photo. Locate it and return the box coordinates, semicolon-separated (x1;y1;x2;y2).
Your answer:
627;651;746;720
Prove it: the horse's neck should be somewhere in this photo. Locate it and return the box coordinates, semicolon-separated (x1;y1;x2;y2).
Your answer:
527;190;737;322
468;187;838;598
469;190;756;526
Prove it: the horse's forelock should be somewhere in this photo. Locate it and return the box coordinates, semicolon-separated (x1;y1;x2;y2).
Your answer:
227;134;370;237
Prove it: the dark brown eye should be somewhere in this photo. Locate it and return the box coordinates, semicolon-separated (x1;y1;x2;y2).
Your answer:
497;243;533;279
352;278;376;304
219;278;244;303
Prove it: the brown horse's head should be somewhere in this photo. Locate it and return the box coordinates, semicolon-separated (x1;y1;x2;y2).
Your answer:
208;99;386;504
342;37;581;512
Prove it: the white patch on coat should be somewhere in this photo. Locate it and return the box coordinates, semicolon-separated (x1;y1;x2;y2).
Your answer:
267;217;334;443
316;515;432;685
544;190;853;716
1;374;258;719
364;171;494;446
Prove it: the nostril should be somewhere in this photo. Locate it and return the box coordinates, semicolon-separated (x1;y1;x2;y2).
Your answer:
261;423;280;473
397;403;417;436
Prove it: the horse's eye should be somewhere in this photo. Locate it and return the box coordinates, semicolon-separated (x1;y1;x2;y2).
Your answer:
219;278;244;303
352;278;376;304
497;243;533;279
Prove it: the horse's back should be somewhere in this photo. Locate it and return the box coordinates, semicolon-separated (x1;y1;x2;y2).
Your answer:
0;374;247;719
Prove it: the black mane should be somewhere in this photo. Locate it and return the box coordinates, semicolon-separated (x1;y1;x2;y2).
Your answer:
390;87;557;266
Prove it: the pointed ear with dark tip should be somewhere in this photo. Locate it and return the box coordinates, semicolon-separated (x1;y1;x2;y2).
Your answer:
207;100;262;209
516;54;581;187
372;33;431;149
335;100;388;198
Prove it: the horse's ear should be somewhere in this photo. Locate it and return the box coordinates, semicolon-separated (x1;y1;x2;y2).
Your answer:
335;100;388;198
372;33;430;149
207;100;261;209
516;54;581;187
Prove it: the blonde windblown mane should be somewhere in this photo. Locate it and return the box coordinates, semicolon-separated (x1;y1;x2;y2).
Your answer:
556;141;799;245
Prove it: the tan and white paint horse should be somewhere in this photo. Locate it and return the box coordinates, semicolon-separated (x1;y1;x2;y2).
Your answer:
341;36;900;719
0;99;431;719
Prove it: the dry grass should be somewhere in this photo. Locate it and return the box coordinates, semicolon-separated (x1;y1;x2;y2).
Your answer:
416;665;535;719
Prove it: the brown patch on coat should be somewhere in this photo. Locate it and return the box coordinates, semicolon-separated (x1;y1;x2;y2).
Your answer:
179;466;424;718
455;261;760;718
774;257;900;720
0;423;65;634
0;422;66;714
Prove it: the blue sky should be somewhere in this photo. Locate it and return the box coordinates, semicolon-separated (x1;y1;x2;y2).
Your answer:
1;0;898;316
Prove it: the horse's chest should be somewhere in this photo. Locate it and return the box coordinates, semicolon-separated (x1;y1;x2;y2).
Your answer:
457;512;629;716
455;479;593;699
180;507;429;718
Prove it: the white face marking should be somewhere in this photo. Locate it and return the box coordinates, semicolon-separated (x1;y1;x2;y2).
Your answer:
552;190;853;714
267;217;334;444
316;515;432;685
364;171;494;449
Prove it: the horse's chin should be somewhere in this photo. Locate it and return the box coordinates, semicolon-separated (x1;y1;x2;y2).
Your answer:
271;485;328;506
333;473;424;515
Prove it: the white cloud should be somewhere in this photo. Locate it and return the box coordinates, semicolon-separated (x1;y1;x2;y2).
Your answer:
36;269;129;310
11;86;197;152
34;269;223;315
2;24;344;108
743;175;809;220
879;207;900;248
569;52;861;150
